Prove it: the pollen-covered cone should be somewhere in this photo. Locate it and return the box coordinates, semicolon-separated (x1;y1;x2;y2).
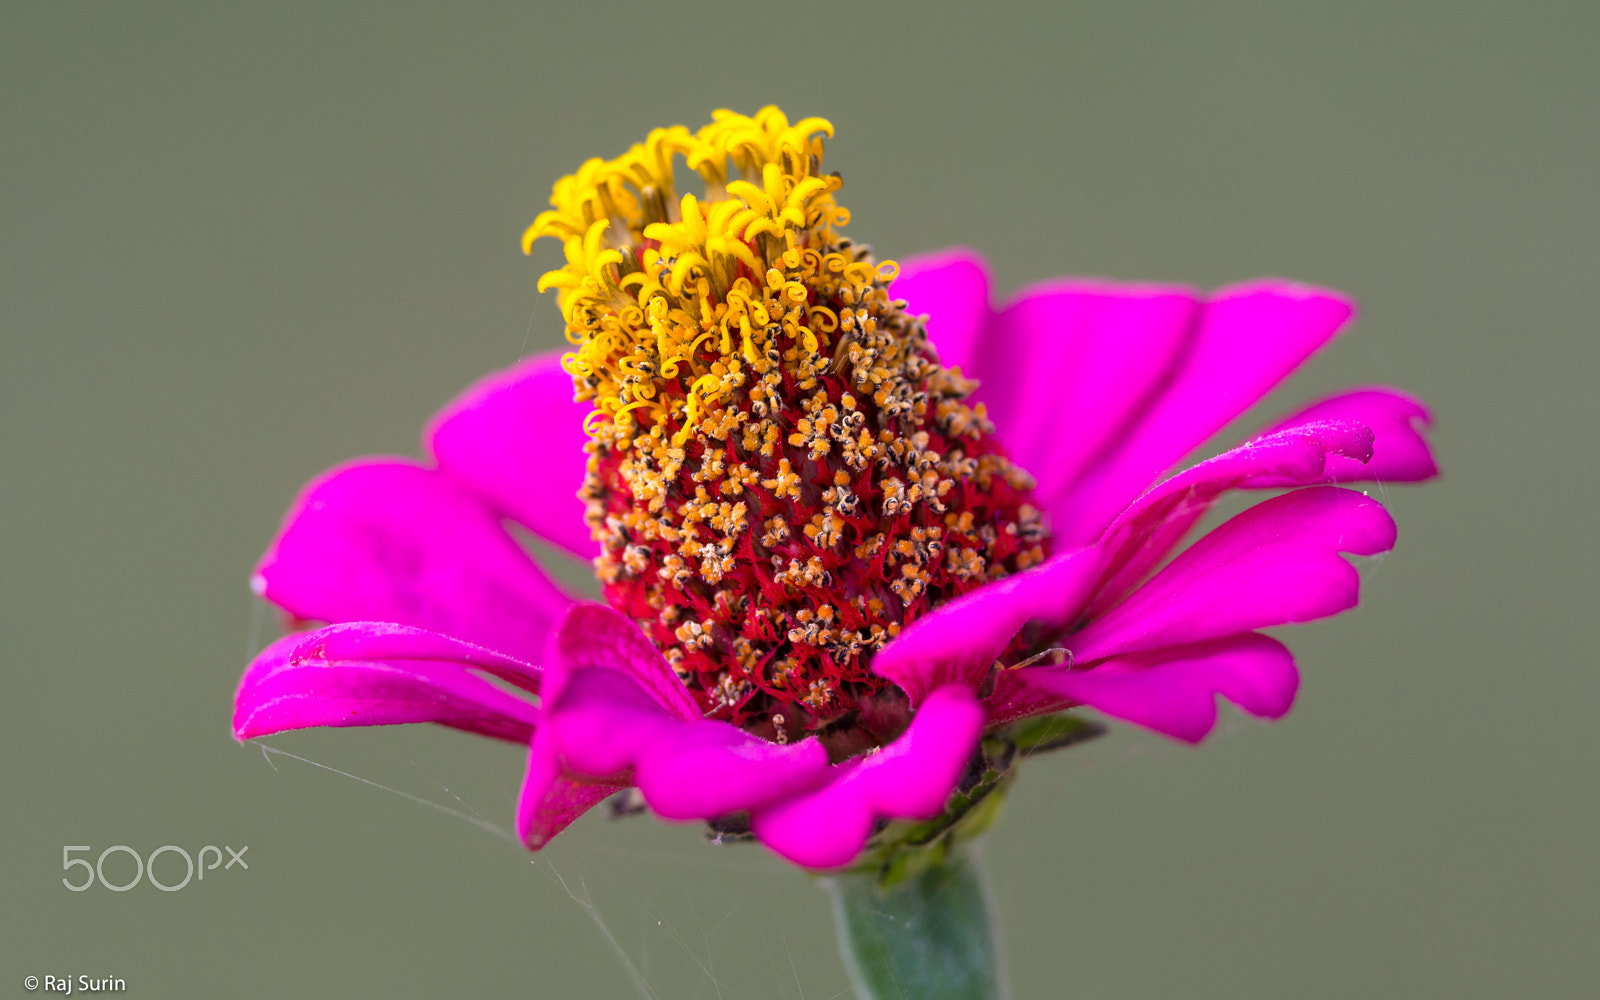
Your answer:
527;107;1048;753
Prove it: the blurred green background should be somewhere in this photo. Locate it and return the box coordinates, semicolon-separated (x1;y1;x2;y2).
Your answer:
4;2;1596;997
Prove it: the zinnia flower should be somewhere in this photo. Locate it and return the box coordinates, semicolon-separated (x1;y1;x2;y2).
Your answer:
234;107;1436;871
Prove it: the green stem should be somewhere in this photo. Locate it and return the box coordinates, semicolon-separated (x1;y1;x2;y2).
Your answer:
824;841;1009;1000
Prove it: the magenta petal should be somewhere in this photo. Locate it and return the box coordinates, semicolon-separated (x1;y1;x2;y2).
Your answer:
289;620;542;693
1020;633;1298;743
516;730;623;849
877;423;1383;705
545;668;684;776
873;545;1104;706
1264;387;1438;484
545;672;830;820
253;460;574;662
538;604;833;823
426;352;598;559
1087;418;1377;614
977;279;1199;501
888;249;992;374
982;669;1078;728
634;722;832;821
234;625;540;743
750;686;985;869
1053;282;1355;546
543;603;701;721
1072;486;1397;662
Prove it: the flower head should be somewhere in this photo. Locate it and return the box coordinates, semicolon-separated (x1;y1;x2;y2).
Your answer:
532;108;1043;751
235;107;1436;870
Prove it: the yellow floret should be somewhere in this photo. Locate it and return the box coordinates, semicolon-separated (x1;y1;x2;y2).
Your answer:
524;107;895;447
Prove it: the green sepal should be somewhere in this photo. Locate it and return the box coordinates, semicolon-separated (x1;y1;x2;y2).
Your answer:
841;711;1104;890
1006;709;1106;756
820;711;1103;996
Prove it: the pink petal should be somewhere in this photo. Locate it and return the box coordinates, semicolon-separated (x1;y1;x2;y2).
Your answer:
1051;282;1356;546
253;460;574;662
1071;486;1397;663
1264;387;1438;484
529;604;832;830
633;719;832;822
873;545;1105;706
982;669;1078;728
426;352;598;559
542;603;700;721
233;626;541;743
877;419;1376;705
289;620;542;693
542;667;684;776
1078;388;1433;610
976;279;1199;504
750;686;985;870
516;731;623;849
888;249;992;374
1016;633;1298;743
1086;418;1376;615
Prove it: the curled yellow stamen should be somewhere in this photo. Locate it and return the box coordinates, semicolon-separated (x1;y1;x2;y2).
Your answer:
525;106;892;448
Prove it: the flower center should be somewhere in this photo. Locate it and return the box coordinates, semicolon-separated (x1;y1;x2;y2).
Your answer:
527;108;1050;749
